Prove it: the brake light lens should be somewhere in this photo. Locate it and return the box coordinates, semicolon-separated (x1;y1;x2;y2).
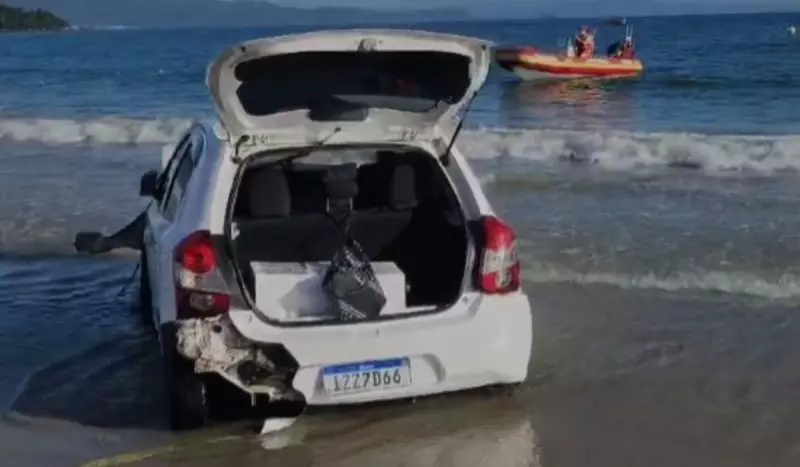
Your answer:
174;231;230;319
477;216;521;294
177;231;217;274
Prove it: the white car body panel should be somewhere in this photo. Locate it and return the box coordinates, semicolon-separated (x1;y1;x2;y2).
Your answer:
227;292;532;404
143;29;532;407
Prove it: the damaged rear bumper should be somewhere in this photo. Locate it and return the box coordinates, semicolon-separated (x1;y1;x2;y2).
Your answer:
172;315;301;403
226;292;534;405
169;293;532;406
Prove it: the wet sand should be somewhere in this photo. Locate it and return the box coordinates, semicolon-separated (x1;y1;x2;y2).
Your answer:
5;282;800;467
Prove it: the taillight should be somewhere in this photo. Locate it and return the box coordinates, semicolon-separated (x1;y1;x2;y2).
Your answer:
477;216;521;294
178;231;216;274
174;231;230;320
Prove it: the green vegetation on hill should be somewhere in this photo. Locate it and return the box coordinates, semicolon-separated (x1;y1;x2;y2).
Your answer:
0;4;69;31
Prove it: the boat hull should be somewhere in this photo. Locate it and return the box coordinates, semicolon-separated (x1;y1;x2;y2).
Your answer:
495;47;643;81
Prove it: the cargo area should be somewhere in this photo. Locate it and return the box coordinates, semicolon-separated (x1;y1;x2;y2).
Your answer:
227;146;470;324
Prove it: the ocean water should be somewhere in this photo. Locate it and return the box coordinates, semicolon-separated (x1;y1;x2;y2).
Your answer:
2;13;800;467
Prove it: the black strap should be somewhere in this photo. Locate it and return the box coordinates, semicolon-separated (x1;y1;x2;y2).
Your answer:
322;163;358;249
325;210;353;247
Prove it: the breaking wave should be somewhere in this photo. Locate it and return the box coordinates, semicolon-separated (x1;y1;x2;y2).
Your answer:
524;263;800;301
461;127;800;174
3;117;800;174
0;117;191;145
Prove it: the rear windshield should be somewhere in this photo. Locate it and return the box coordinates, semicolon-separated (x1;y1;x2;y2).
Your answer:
234;51;472;117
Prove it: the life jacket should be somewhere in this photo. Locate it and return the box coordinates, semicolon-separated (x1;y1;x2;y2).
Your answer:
620;42;635;59
580;34;595;57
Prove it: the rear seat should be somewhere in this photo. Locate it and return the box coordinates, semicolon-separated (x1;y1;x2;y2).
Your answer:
353;157;467;306
233;157;465;306
349;161;416;259
234;167;340;263
236;160;418;262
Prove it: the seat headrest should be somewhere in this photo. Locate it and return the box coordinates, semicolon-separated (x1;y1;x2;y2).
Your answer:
324;163;358;215
354;163;386;210
287;169;328;214
389;164;417;210
246;168;291;218
324;163;359;201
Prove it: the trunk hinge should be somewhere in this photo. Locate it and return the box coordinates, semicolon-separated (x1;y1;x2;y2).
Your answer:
232;134;252;164
232;133;274;163
439;91;478;167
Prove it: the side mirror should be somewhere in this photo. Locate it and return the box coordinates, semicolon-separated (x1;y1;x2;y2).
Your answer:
139;170;159;198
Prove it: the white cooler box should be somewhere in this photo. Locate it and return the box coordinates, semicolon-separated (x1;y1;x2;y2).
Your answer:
251;262;407;322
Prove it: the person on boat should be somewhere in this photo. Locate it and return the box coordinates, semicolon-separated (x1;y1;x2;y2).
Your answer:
607;36;635;59
606;40;621;57
574;26;595;58
619;37;636;59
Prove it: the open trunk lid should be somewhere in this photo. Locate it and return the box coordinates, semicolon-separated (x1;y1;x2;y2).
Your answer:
206;29;492;146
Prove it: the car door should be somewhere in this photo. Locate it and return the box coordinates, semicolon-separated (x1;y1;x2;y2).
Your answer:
144;131;195;326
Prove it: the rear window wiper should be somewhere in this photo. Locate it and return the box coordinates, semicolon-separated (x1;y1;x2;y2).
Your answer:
283;126;344;164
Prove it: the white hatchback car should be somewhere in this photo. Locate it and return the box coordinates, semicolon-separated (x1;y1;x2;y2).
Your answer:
88;29;533;429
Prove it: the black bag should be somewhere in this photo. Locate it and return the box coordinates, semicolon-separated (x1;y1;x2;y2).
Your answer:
322;232;387;321
320;164;387;321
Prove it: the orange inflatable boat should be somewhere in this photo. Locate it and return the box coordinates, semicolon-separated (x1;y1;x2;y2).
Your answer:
495;46;644;81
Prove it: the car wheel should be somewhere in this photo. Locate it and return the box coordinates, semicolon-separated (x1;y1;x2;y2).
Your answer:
203;375;253;422
162;331;210;431
138;252;154;328
161;329;254;429
167;366;211;431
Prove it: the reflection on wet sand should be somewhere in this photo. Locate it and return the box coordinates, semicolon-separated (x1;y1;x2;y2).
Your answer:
498;80;637;131
130;395;540;467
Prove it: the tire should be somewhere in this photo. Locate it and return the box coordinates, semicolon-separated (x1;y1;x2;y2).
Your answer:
168;372;211;430
138;252;154;328
204;375;253;422
162;333;210;430
160;325;252;430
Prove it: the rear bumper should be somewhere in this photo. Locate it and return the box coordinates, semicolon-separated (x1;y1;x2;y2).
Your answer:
226;293;533;405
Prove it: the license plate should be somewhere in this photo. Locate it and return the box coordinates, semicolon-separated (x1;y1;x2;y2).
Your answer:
322;358;411;395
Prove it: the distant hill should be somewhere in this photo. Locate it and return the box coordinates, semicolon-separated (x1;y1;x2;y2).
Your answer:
0;3;68;30
1;0;470;28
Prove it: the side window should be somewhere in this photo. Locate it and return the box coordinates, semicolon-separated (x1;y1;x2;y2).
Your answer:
161;139;196;220
157;134;191;202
